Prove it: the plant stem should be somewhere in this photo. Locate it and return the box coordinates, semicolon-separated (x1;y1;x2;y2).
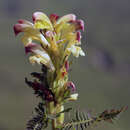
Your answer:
47;102;64;129
52;119;56;130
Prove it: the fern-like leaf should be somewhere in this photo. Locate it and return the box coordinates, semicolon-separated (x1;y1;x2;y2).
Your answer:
26;103;48;130
62;106;127;130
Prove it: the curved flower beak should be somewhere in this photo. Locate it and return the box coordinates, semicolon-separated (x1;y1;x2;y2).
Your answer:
14;19;34;36
13;23;33;36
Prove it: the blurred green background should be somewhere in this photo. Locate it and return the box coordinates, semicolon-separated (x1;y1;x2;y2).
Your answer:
0;0;130;129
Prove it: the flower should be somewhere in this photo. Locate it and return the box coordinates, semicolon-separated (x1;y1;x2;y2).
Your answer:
66;45;85;57
14;20;50;47
25;43;55;71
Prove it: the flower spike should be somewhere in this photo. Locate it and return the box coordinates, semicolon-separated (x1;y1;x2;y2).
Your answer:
14;11;86;130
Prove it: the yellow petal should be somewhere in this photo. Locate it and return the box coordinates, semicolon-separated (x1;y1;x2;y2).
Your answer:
34;21;53;30
21;33;32;46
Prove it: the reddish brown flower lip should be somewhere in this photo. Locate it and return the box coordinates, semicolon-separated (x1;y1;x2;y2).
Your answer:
69;19;84;31
25;43;38;54
13;24;22;36
76;31;81;42
32;12;37;22
67;81;76;92
32;12;45;23
50;14;59;22
65;61;69;72
18;19;26;24
76;20;84;31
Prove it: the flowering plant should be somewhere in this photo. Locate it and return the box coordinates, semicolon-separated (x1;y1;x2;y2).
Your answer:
14;12;127;130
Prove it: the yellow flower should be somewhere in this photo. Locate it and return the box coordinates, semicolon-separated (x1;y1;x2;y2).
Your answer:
25;43;55;71
14;19;50;47
66;45;85;57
